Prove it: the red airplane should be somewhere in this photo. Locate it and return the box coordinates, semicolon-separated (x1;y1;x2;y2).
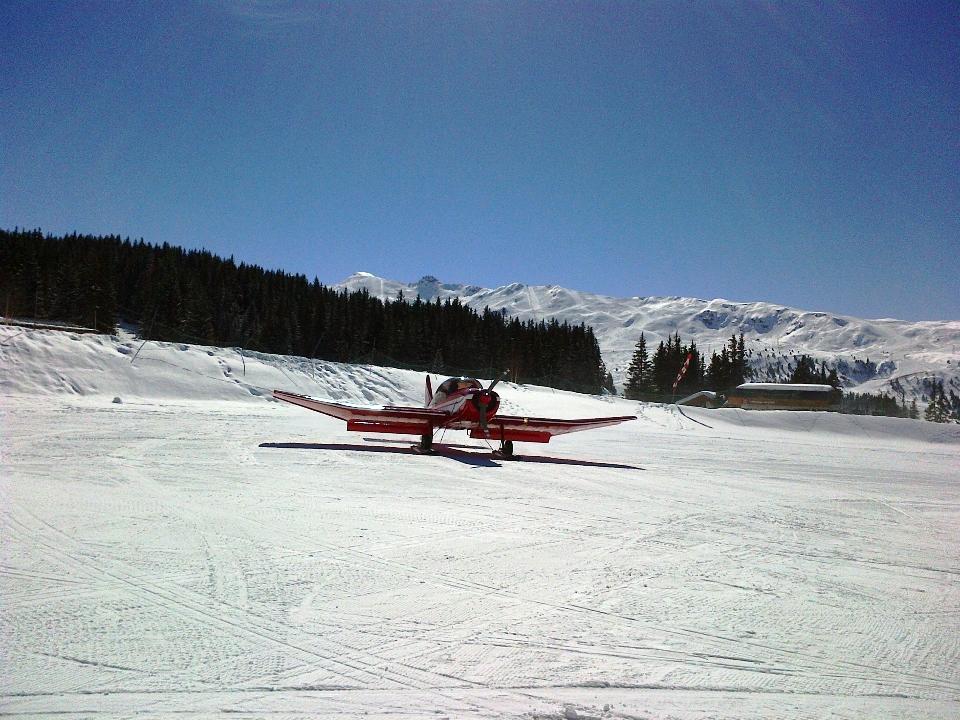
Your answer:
273;375;636;459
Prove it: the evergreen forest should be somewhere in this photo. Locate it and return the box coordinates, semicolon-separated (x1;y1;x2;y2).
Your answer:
0;229;611;393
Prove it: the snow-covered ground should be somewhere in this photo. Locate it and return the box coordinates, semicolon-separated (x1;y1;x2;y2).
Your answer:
2;328;959;718
336;273;960;403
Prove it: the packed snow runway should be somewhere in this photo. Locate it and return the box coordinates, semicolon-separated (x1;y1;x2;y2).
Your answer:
2;331;959;718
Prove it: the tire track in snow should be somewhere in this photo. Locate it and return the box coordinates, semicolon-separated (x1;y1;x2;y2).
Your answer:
107;452;252;613
310;493;957;696
1;485;534;720
202;488;960;698
7;472;952;704
0;499;448;693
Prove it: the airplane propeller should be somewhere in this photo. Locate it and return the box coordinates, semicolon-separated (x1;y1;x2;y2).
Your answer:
476;372;508;432
476;391;492;432
487;371;508;392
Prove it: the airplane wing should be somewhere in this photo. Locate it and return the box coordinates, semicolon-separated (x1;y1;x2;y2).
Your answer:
273;390;448;435
468;414;636;443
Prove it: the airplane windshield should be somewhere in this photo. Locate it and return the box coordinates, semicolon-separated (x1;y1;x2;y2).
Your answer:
437;378;481;395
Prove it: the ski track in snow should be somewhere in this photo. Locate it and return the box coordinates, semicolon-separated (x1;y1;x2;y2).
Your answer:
1;328;959;718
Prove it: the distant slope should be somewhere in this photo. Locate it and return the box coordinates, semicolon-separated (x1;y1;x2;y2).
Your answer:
0;326;421;407
336;273;960;402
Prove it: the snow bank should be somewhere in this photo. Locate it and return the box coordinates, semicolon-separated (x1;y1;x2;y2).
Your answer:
0;326;423;406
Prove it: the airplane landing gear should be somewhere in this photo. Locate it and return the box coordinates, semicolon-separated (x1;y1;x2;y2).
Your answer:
412;432;435;455
492;439;518;460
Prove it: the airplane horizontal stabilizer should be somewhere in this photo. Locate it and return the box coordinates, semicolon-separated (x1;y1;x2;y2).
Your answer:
469;414;636;442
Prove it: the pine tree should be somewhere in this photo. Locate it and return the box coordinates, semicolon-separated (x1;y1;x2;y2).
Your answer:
789;355;819;384
603;370;616;395
949;389;960;423
624;333;654;399
706;334;749;391
909;399;919;420
924;381;950;423
652;340;670;395
826;367;841;389
706;347;730;391
733;333;748;385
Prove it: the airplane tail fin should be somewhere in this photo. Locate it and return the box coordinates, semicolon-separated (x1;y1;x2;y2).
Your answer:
424;375;434;406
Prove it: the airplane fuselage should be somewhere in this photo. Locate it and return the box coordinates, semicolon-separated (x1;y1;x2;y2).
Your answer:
427;378;501;430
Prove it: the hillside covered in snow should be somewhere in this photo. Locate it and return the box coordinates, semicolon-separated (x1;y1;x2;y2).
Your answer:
337;273;960;402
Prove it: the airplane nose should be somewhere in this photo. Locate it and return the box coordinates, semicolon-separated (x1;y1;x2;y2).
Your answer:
473;390;498;431
474;390;499;407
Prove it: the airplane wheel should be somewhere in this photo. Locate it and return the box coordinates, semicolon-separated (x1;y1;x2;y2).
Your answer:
493;440;516;460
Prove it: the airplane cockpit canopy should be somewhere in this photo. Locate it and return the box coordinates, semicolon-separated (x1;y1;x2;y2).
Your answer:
436;377;482;396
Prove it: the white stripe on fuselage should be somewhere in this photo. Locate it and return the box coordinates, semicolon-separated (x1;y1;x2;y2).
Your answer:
429;394;469;414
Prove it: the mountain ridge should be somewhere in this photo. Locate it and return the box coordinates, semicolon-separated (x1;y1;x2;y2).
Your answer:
335;272;960;403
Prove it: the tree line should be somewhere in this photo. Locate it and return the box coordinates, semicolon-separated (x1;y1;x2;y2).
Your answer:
622;329;956;422
624;332;751;400
0;229;611;393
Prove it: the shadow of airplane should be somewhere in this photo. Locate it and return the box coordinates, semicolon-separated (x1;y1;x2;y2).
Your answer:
514;455;644;470
259;442;500;467
259;442;643;471
364;437;644;470
363;437;488;451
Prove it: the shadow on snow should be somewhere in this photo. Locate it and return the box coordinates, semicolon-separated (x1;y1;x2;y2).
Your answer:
258;441;643;471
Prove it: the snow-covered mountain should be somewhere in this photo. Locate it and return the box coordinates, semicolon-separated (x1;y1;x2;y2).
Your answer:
336;273;960;401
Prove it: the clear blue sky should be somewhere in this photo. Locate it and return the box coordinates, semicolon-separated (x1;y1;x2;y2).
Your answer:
2;1;957;320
